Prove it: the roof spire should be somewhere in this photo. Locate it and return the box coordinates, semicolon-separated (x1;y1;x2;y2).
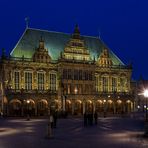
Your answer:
39;36;44;49
1;48;6;59
72;24;80;39
25;17;30;28
98;29;101;39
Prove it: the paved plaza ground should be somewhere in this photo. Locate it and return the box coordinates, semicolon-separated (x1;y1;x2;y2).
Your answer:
0;113;148;148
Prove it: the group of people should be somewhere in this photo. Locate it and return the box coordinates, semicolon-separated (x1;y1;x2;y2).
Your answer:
83;111;98;126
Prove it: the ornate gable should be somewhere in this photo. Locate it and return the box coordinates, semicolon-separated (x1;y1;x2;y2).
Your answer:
97;48;113;67
33;37;51;63
61;25;91;61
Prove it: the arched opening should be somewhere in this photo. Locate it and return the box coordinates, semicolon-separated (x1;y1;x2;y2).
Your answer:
96;100;103;113
23;99;35;116
125;100;132;113
85;100;93;113
9;99;22;116
107;100;114;113
37;99;48;116
116;100;122;114
66;100;72;114
74;100;82;115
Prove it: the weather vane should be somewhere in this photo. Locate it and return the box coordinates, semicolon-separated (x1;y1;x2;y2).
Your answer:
98;29;101;39
25;17;30;28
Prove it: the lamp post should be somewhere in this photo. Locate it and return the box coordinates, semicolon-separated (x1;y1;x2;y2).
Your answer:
27;100;30;121
144;90;148;121
74;87;78;115
103;99;106;117
143;89;148;136
0;82;4;117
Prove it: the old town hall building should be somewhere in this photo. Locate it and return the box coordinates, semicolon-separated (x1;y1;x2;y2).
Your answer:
0;25;134;116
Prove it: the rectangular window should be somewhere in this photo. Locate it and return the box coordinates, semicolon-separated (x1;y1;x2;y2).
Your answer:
25;72;32;90
50;73;56;91
68;69;72;79
79;70;82;80
95;76;99;92
37;73;44;90
74;70;78;80
84;71;89;80
120;78;125;92
102;77;108;92
112;77;117;92
14;71;19;90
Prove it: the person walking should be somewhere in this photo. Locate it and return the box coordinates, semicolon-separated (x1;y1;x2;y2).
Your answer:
53;111;58;128
94;111;98;125
49;114;54;128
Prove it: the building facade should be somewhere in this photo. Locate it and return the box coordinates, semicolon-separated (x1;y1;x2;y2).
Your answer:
0;25;134;116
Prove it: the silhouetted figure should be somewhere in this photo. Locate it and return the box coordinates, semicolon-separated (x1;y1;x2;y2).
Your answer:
50;114;54;128
94;111;98;125
104;111;106;118
84;112;87;126
53;111;58;128
90;113;93;126
87;113;91;125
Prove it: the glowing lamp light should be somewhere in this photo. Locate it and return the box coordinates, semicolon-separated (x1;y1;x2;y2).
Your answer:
103;100;106;103
74;88;78;94
144;90;148;98
27;100;30;104
137;105;140;109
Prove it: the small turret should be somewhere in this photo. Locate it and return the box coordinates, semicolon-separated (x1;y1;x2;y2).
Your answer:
72;24;80;39
1;48;6;59
39;36;44;49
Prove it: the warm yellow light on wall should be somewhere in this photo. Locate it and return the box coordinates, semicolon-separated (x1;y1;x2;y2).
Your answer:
117;100;122;104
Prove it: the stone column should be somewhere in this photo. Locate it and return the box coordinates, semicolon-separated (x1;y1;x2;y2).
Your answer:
83;101;85;114
123;102;126;113
62;96;66;112
93;100;96;113
113;102;116;114
72;101;75;115
35;105;37;116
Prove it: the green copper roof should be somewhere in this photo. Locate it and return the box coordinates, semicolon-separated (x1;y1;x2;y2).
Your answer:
10;28;124;65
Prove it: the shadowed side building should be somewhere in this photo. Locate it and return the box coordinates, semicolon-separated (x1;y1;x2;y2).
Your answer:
0;25;134;116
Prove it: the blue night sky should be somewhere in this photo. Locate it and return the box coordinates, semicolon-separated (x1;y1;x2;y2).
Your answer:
0;0;148;80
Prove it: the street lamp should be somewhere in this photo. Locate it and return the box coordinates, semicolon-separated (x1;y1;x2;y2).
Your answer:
144;89;148;122
27;100;30;121
143;89;148;137
103;99;106;117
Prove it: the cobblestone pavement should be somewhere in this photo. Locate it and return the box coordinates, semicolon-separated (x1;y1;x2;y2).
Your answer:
0;115;148;148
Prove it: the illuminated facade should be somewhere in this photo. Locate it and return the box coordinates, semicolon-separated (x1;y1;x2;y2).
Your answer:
0;25;134;116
